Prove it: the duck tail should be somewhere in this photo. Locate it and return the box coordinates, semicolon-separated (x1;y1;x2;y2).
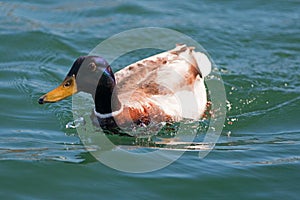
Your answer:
171;44;212;78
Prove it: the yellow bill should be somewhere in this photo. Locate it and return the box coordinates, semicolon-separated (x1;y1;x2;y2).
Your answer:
38;75;77;104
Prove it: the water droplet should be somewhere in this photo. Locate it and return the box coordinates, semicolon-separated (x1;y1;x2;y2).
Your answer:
66;117;85;129
227;131;231;137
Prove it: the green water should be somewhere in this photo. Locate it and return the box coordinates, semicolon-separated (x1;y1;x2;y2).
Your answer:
1;0;300;199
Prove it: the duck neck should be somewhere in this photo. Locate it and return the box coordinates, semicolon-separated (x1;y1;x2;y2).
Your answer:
93;83;122;116
94;91;122;115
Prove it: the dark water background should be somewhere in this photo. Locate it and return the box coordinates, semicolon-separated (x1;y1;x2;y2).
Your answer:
0;0;299;199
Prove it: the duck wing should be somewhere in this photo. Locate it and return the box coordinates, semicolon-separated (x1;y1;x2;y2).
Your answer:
113;44;211;124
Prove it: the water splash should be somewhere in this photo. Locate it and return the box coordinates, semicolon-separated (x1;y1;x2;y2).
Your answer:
66;117;85;129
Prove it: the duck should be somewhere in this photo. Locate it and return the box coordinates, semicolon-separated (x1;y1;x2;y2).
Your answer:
38;44;211;135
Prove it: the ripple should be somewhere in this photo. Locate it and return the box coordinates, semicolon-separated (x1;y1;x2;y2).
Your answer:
233;156;300;166
0;129;84;163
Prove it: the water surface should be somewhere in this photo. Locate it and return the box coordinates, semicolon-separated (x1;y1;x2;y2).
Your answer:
0;0;299;199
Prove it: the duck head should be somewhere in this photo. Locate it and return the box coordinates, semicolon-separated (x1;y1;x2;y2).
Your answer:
38;56;115;104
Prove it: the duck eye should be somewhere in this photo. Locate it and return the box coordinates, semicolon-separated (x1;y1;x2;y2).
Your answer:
64;80;72;87
88;62;97;71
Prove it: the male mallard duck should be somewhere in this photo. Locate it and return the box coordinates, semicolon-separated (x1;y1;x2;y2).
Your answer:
38;44;211;134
